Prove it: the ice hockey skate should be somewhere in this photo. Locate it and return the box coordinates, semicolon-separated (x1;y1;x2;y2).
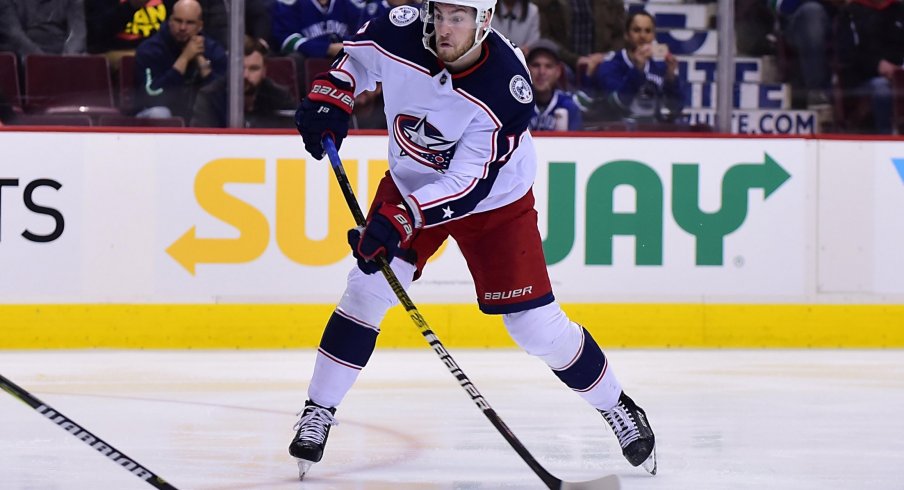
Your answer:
288;400;338;480
600;392;657;475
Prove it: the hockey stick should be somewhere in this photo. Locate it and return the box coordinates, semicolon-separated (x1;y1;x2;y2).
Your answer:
322;136;620;490
0;373;179;490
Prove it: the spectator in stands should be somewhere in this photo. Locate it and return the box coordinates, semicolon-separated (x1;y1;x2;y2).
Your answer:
534;0;625;78
86;0;174;56
89;0;269;56
588;11;684;124
191;36;295;128
736;0;776;57
271;0;364;124
771;0;840;109
0;0;87;58
835;0;904;134
492;0;540;54
134;0;226;120
196;0;271;50
271;0;363;60
527;39;583;131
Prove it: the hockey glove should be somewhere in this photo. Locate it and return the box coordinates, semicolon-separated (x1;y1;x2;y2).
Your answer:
347;202;415;274
295;72;354;160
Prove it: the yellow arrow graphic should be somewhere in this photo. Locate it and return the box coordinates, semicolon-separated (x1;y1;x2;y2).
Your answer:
167;158;270;275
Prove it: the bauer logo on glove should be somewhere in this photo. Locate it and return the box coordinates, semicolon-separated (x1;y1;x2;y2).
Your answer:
309;81;355;113
348;202;416;274
389;208;414;244
295;71;355;160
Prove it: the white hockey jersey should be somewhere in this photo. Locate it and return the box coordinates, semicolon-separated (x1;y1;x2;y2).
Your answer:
333;5;537;229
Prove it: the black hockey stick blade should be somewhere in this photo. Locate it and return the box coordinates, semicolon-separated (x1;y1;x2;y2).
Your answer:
322;136;620;490
0;373;179;490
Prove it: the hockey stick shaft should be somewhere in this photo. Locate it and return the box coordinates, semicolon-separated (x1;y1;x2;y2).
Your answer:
322;137;563;489
0;373;179;490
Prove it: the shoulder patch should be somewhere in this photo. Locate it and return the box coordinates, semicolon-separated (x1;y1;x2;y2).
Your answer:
509;75;533;104
389;5;420;26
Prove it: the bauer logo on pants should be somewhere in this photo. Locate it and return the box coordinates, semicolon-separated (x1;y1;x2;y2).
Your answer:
484;286;533;301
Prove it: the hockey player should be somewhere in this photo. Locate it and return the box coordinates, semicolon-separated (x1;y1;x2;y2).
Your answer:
288;0;658;480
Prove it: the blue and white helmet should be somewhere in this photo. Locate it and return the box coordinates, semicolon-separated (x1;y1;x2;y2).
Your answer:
421;0;496;62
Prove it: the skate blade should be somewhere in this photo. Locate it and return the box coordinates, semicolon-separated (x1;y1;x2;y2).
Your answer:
295;458;314;480
640;447;657;475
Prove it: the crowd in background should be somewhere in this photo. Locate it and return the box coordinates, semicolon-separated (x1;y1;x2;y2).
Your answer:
0;0;903;133
738;0;904;134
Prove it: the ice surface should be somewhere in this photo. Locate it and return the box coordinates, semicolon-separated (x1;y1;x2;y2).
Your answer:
2;349;902;489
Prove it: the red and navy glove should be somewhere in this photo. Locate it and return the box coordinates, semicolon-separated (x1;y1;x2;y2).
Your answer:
295;72;354;160
347;202;415;274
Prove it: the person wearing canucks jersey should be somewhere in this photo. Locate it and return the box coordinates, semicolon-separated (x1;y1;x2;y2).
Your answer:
271;0;365;59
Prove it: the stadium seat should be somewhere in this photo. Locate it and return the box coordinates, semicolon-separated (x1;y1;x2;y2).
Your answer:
0;52;22;112
24;54;119;116
119;55;137;114
265;56;299;103
830;71;872;133
97;115;185;127
303;57;334;91
10;114;93;126
892;69;904;135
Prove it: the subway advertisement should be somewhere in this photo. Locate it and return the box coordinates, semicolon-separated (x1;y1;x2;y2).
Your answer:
0;131;901;348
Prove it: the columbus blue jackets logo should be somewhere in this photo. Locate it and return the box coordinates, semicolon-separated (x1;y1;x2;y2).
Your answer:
389;5;419;26
393;114;457;171
510;75;533;104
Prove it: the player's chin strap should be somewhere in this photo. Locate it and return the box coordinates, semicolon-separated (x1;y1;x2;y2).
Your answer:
321;135;621;490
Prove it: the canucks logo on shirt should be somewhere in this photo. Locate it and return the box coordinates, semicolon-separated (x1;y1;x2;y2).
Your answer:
393;114;457;171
